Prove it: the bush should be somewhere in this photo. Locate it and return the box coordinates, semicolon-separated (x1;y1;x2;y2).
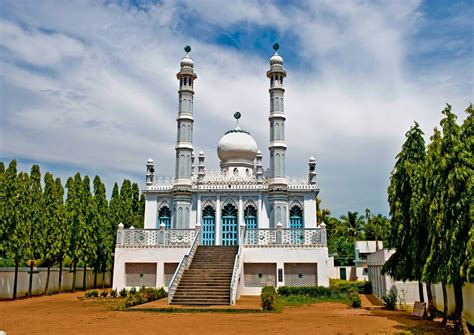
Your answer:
123;287;168;308
261;286;279;311
277;286;332;297
86;290;98;298
100;290;108;298
382;290;397;310
329;279;372;294
348;289;361;308
119;288;127;298
110;289;117;298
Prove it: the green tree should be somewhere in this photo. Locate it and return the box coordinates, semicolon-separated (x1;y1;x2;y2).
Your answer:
27;165;44;297
364;213;390;242
424;105;472;333
383;122;427;302
66;173;84;291
0;161;6;257
339;211;365;240
119;179;133;228
11;171;31;299
91;176;110;288
54;177;68;292
79;175;94;290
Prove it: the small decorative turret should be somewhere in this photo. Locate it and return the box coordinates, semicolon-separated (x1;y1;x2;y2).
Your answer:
308;156;316;185
197;150;206;183
256;150;263;183
146;158;154;186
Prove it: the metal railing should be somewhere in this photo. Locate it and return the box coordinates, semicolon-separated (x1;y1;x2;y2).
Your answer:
244;227;327;246
167;228;201;304
116;226;196;247
229;226;246;305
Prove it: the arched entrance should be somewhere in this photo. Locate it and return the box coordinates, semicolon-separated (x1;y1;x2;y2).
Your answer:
244;205;258;244
221;203;238;246
158;206;172;229
202;205;216;246
289;205;304;244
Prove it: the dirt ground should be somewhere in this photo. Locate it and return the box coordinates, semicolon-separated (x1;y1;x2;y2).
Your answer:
1;292;454;334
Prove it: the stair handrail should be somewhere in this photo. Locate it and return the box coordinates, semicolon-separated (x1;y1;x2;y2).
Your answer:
230;225;246;305
168;227;201;304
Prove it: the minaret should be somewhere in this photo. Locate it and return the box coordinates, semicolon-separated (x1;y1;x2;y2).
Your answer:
267;43;287;188
175;45;196;186
173;46;196;228
267;43;288;228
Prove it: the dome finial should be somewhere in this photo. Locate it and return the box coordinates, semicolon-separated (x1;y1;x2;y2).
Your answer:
273;43;280;52
234;111;241;128
184;45;191;53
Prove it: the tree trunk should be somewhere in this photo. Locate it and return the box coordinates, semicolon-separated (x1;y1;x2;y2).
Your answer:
28;260;34;298
44;265;51;295
13;258;19;300
72;261;77;292
418;280;424;302
93;269;97;289
58;257;63;293
441;282;448;325
425;282;436;320
102;272;106;289
453;280;469;334
83;263;87;290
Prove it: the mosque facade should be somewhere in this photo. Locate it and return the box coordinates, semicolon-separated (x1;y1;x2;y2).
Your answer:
113;45;330;304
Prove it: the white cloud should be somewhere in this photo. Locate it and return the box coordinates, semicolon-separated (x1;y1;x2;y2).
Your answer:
0;0;471;215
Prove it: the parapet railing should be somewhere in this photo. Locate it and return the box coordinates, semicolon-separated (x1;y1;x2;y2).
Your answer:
244;227;327;247
229;226;246;305
167;227;201;304
116;225;196;247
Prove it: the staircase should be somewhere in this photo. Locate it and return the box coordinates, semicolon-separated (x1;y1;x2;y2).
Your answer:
170;246;238;305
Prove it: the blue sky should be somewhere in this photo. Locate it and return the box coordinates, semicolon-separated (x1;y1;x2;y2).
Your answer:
0;0;472;216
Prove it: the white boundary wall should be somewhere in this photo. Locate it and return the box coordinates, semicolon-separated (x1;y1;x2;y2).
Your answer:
431;283;474;325
0;268;111;299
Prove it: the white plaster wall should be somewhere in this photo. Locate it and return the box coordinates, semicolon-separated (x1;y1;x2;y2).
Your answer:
303;193;317;228
431;283;474;325
0;269;111;299
144;193;158;229
238;247;330;295
112;247;188;290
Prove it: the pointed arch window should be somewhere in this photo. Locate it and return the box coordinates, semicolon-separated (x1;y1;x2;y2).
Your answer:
202;205;216;246
222;204;238;246
158;206;172;229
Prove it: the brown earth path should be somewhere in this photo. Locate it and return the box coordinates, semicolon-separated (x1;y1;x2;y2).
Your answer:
0;292;454;334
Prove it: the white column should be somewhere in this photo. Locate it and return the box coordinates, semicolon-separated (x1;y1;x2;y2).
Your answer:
197;194;202;225
215;196;221;245
238;196;243;243
258;194;262;228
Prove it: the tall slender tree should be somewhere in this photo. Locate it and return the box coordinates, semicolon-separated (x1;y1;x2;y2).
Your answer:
91;176;109;288
0;162;6;257
54;177;68;292
28;165;44;297
383;122;427;302
119;179;133;227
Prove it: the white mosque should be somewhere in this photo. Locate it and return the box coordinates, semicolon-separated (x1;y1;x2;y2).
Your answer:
113;45;330;305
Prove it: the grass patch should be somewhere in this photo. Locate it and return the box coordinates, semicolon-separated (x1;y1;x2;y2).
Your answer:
279;293;349;307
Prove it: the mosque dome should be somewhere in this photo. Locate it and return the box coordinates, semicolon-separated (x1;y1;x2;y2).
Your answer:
217;112;258;168
270;53;283;66
180;55;194;68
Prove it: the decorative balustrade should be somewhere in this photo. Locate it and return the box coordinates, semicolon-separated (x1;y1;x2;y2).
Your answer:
168;228;201;304
244;227;327;247
230;225;246;305
116;225;196;247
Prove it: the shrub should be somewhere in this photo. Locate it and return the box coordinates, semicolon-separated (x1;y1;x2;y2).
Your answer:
119;288;127;298
88;290;99;298
110;289;117;298
329;279;372;294
122;287;168;308
382;290;397;310
129;287;137;295
277;286;332;297
261;286;279;311
100;290;108;298
348;289;361;308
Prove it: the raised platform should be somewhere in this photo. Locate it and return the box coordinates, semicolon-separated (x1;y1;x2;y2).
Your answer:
131;296;262;312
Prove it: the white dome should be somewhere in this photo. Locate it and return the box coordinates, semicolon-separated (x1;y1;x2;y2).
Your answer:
270;52;283;66
180;55;194;68
217;128;258;164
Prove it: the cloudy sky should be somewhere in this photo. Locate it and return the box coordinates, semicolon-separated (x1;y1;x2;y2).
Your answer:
0;0;472;216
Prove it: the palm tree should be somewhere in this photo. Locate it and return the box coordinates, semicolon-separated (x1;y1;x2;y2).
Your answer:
339;211;365;240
